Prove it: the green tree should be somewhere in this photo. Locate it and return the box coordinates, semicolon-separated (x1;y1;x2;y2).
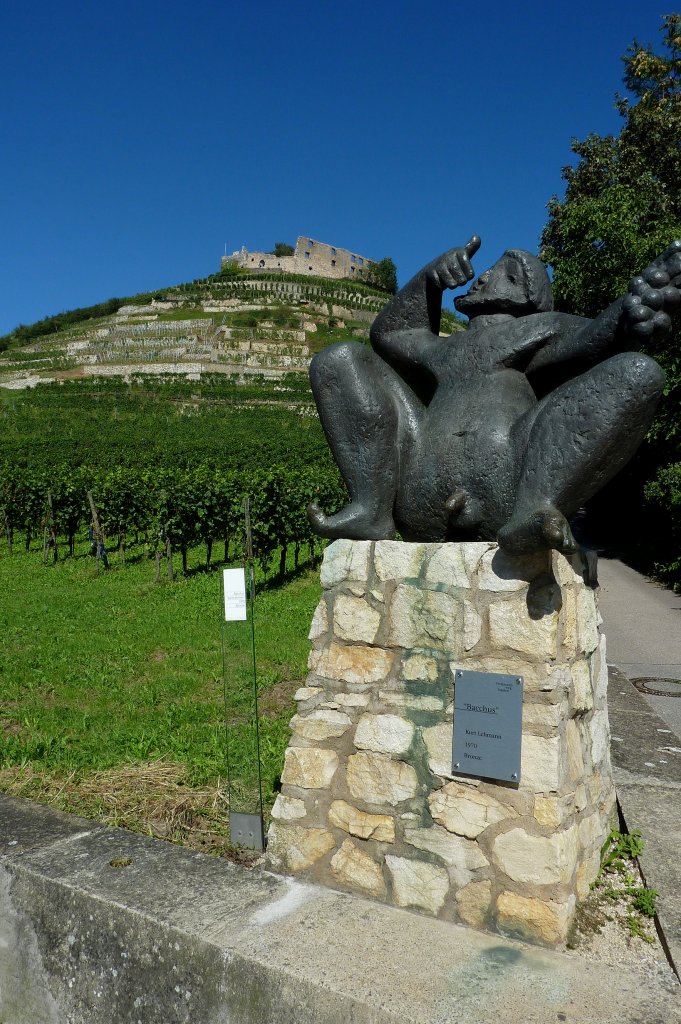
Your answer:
541;14;681;317
272;242;294;257
364;257;398;294
219;260;247;279
540;14;681;580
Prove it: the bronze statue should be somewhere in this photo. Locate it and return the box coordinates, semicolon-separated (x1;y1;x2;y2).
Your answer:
308;237;681;555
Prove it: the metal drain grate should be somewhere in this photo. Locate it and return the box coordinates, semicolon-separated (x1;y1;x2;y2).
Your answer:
631;677;681;697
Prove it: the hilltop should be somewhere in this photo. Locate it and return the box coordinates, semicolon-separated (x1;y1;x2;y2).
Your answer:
0;269;464;391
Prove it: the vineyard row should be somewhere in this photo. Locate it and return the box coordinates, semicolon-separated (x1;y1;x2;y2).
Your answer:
0;461;345;579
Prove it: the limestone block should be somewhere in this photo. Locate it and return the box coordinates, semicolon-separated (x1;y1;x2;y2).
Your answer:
328;800;395;842
492;826;578;885
478;549;548;592
540;665;572;699
331;839;387;898
533;795;562;829
590;634;608;705
589;710;610;767
402;653;439;682
374;541;426;581
520;734;561;792
425;543;492;588
522;702;561;732
463;603;483;650
552;551;585;586
574;785;587;812
268;823;335;872
565;719;585;781
271;794;307;821
421;723;452;777
379;691;444;712
489;596;558;659
308;600;328;641
456;658;557;697
308;642;393;685
456;880;493;928
347;751;419;805
294;686;323;702
577;587;600;655
570;660;593;714
333;692;370;708
576;851;601;900
561;587;577;658
403;826;489;887
333;593;381;644
496;891;575;945
578;812;604;853
385;856;450;915
428;782;513;838
291;709;352;742
388;585;462;650
354;713;415;756
320;539;372;587
281;747;339;789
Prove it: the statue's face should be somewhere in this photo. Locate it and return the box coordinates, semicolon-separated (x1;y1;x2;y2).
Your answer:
455;253;530;316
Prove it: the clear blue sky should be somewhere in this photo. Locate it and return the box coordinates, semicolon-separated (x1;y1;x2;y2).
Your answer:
0;1;669;335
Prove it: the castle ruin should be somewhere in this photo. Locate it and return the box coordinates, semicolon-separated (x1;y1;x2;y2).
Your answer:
222;236;375;281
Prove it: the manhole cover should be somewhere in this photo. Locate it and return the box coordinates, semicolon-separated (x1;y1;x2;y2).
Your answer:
631;677;681;697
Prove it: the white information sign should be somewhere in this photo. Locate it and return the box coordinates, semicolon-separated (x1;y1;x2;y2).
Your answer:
223;568;247;621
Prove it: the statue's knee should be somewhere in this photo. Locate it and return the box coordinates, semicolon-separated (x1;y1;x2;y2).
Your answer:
617;352;665;398
310;341;366;386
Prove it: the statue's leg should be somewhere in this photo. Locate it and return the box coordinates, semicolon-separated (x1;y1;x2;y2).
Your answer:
308;341;422;539
498;353;664;554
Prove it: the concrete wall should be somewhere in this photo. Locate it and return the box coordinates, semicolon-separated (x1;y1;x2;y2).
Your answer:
1;794;674;1024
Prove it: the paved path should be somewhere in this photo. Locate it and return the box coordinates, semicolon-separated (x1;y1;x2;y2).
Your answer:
596;557;681;976
598;557;681;736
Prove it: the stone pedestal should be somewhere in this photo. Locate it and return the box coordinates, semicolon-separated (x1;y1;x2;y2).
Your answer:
267;540;616;946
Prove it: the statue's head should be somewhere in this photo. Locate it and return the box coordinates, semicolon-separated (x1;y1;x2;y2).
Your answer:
455;250;553;317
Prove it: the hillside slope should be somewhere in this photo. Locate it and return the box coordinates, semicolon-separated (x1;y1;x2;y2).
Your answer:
0;273;395;390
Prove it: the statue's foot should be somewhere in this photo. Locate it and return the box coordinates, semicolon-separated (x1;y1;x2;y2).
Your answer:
498;506;579;556
307;502;396;541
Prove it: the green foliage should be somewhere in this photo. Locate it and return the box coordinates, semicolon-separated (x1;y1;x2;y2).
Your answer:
597;827;645;878
271;242;294;257
218;260;248;279
540;14;681;581
541;15;681;316
592;828;658;942
364;256;398;295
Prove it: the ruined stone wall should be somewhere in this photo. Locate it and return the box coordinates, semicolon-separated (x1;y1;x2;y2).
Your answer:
223;236;374;281
267;540;616;947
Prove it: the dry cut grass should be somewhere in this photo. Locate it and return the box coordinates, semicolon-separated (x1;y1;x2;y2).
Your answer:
0;760;259;864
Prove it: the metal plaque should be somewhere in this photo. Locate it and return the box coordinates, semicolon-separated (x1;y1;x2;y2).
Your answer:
452;669;523;783
229;811;265;851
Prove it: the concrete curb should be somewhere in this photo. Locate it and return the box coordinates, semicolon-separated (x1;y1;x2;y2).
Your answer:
1;794;680;1024
608;665;681;977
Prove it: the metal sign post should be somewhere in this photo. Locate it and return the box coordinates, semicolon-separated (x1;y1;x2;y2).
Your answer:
221;496;265;852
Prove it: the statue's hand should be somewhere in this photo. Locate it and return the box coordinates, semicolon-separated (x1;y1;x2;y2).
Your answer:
623;241;681;339
426;236;481;290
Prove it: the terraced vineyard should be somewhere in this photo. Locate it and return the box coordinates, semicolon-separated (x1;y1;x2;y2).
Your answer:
0;271;394;389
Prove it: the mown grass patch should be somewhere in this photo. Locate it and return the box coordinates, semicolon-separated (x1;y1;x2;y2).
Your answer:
0;536;320;852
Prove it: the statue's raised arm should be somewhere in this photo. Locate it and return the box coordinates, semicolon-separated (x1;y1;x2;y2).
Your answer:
371;236;480;370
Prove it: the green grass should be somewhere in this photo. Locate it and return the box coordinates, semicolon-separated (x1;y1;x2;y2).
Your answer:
0;534;321;850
